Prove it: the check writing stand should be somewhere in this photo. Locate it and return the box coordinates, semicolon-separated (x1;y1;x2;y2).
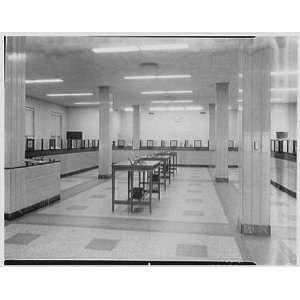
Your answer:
112;159;160;214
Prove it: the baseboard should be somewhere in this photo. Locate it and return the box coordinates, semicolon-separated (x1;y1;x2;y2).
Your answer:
61;166;98;178
4;194;60;221
270;180;296;198
238;220;271;236
98;174;112;179
215;177;229;183
177;164;238;168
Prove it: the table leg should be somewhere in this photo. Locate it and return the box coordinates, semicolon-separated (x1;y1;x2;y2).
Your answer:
112;168;115;212
149;170;152;214
130;170;134;213
168;158;171;184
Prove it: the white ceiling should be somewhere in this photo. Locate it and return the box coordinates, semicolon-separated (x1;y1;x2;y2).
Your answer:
25;36;297;110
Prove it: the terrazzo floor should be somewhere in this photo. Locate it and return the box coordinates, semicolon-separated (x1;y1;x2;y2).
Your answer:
4;167;297;264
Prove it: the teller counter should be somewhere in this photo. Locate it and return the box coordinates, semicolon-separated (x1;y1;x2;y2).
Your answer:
5;160;60;220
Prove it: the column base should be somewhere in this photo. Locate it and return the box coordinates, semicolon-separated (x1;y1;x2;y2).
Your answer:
98;174;112;179
215;177;229;183
238;221;271;236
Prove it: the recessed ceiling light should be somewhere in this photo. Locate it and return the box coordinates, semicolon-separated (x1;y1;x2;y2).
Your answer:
238;89;243;93
92;46;139;53
149;105;202;112
185;106;203;111
124;74;191;80
270;70;298;76
237;99;243;102
47;93;94;97
142;90;193;95
270;87;297;92
26;78;63;84
151;100;193;104
92;44;189;54
74;101;99;105
124;107;133;112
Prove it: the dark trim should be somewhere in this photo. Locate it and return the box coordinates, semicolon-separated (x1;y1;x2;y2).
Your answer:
4;260;255;266
5;160;59;170
26;147;98;158
271;151;296;162
61;166;98;178
215;177;229;183
98;174;112;179
177;164;213;168
4;194;60;221
270;180;296;198
238;221;271;236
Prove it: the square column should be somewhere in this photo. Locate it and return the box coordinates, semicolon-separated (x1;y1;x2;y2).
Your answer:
132;105;140;150
239;43;272;236
215;82;229;182
98;86;113;179
209;104;216;150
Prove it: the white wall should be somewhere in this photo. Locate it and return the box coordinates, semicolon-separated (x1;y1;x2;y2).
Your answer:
66;107;121;140
271;103;297;140
25;96;67;139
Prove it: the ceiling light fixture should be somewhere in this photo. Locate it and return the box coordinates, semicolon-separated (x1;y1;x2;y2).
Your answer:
124;107;133;112
237;99;243;102
92;44;189;54
47;93;94;97
26;78;63;84
142;90;193;95
151;100;193;104
149;106;203;112
74;102;100;105
124;74;191;80
270;87;297;92
270;70;298;76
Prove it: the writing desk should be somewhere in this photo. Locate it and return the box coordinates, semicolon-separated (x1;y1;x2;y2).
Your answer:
112;160;160;214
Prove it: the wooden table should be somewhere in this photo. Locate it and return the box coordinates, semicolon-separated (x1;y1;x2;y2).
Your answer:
112;160;160;214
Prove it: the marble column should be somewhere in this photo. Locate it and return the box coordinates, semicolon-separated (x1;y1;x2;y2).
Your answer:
132;105;140;150
4;36;26;214
215;82;229;182
209;104;216;150
239;42;272;236
98;86;113;179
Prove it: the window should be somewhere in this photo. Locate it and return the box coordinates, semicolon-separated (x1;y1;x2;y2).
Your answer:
50;112;62;148
25;106;35;138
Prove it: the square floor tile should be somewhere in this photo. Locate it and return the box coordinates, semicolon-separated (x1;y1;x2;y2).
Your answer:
5;233;40;245
133;207;144;213
183;210;205;216
66;205;88;211
85;238;119;251
176;244;208;258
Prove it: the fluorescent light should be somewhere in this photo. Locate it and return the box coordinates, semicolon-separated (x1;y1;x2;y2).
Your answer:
238;73;243;78
124;107;133;112
185;106;203;111
124;74;191;80
271;70;298;76
140;44;188;51
228;105;232;110
150;107;166;111
142;90;193;95
238;89;243;93
92;44;189;54
151;100;193;104
26;78;63;84
92;46;139;53
270;87;297;92
47;93;94;97
150;105;203;112
74;102;100;105
237;99;243;103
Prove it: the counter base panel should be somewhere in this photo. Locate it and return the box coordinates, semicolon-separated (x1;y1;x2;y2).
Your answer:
5;194;60;221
